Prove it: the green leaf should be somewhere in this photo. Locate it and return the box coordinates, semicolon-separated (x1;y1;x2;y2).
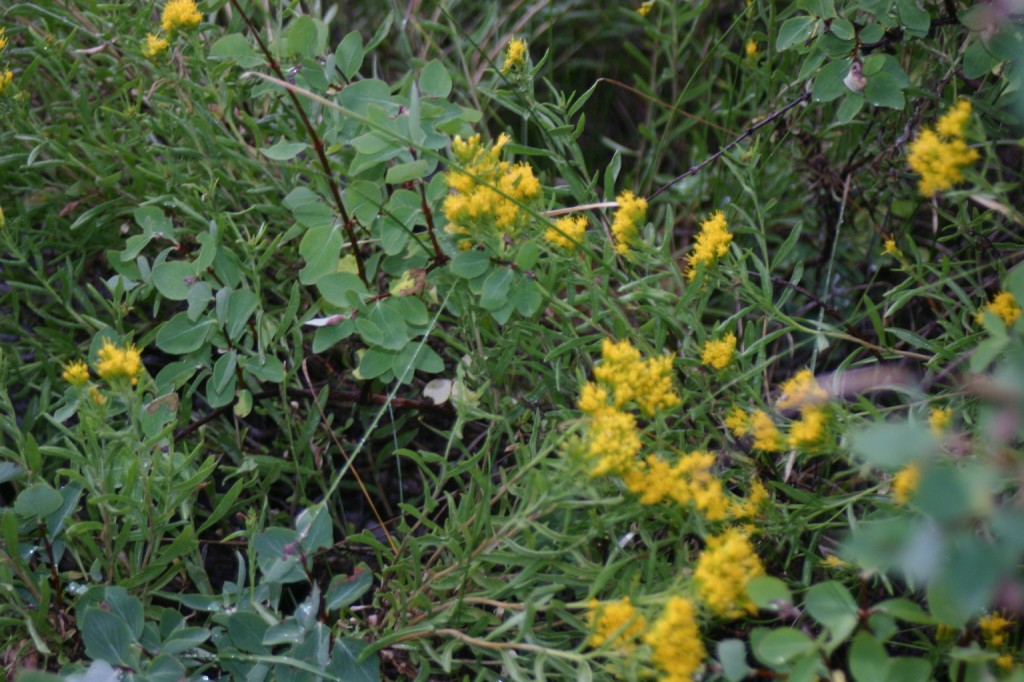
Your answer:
81;606;136;668
963;40;1001;79
226;289;258;342
836;94;864;123
874;598;935;625
777;17;817;51
849;422;935;470
335;31;364;80
860;23;884;43
296;504;333;553
261;141;308;161
151;260;197;301
287;16;319;58
325;565;373;611
227;611;271;654
753;628;815;666
450;250;491;279
14;483;64;518
849;632;890;682
328;638;381;682
511;277;542;317
812;59;852;102
897;0;930;35
207;352;237;408
831;18;855;40
480;268;515;311
414;345;445;374
209;33;263;68
146;655;187;682
420;60;452;98
299;226;343;285
887;657;932;682
317;273;368;309
156;313;214;354
284;187;334;228
864;72;905;109
0;462;21;485
804;581;858;646
747;576;793;611
358;348;396;379
717;639;752;682
385;159;430;184
104;587;144;640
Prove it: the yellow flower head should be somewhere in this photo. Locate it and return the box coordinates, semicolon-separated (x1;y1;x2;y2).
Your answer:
883;237;901;257
776;369;828;410
501;37;528;73
701;332;737;371
586;597;646;651
0;69;13;96
907;99;979;198
623;452;729;520
745;40;758;58
545;214;587;250
593;338;680;416
89;386;107;406
161;0;203;34
610;191;648;254
725;405;750;437
694;527;765;618
928;406;952;434
788;405;829;453
644;597;706;681
637;1;655;16
979;613;1013;649
62;360;90;387
750;409;783;452
144;33;170;58
822;554;848;569
686;211;733;280
582;407;642;477
891;463;920;506
95;340;144;385
976;291;1021;327
936;99;973;139
0;28;7;53
731;479;769;519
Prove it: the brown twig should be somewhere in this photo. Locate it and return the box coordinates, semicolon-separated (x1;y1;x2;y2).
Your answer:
227;0;368;287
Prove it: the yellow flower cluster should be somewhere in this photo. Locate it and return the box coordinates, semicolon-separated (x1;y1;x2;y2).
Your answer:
979;613;1013;647
0;27;7;53
0;27;12;97
593;339;680;416
727;407;784;452
693;527;765;618
907;99;979;197
144;33;170;58
611;191;648;254
622;452;730;520
644;597;706;682
701;332;737;370
787;405;829;453
62;360;90;387
928;406;952;434
976;290;1021;327
586;598;646;651
745;40;758;59
883;237;901;258
444;133;542;241
579;406;642;477
161;0;203;34
545;214;587;250
727;369;833;454
501;38;527;73
637;1;655;17
776;369;828;410
96;340;144;384
890;463;920;506
686;211;733;280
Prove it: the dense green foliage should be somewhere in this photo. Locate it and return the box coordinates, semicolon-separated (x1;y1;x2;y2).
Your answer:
1;0;1024;680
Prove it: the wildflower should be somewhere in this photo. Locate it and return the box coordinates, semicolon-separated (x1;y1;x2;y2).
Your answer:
776;369;828;410
582;407;642;477
610;191;648;254
161;0;203;35
928;406;952;434
62;360;90;387
907;99;979;197
0;205;5;226
731;479;768;519
976;291;1021;327
0;69;12;96
725;405;750;437
143;33;170;58
996;654;1014;670
883;237;901;257
745;40;758;58
822;554;848;569
694;527;765;618
749;410;783;452
501;37;527;74
637;1;655;17
593;339;680;416
95;340;144;385
624;451;729;519
444;133;542;240
0;28;7;53
686;211;733;280
701;332;736;371
645;596;705;682
578;382;610;415
891;463;920;506
586;598;646;651
979;613;1013;648
788;405;829;453
89;386;107;406
545;214;586;250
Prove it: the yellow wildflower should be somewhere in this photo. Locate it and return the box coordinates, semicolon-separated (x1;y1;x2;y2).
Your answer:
883;237;901;257
979;613;1013;648
501;37;527;74
645;596;705;682
62;360;90;387
891;463;920;505
95;340;144;385
545;214;586;250
593;339;680;417
997;654;1014;670
586;598;646;651
788;405;829;453
936;99;973;139
686;211;733;280
725;405;750;437
0;69;12;96
0;28;7;53
143;33;170;58
622;452;730;520
444;133;542;240
745;40;758;58
976;291;1021;327
928;406;952;434
701;332;737;371
822;554;848;569
578;382;610;415
776;369;828;410
610;191;648;254
637;1;655;17
0;205;5;226
749;409;783;452
89;386;107;406
731;479;768;519
582;407;642;477
907;99;978;197
694;527;765;618
161;0;203;35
